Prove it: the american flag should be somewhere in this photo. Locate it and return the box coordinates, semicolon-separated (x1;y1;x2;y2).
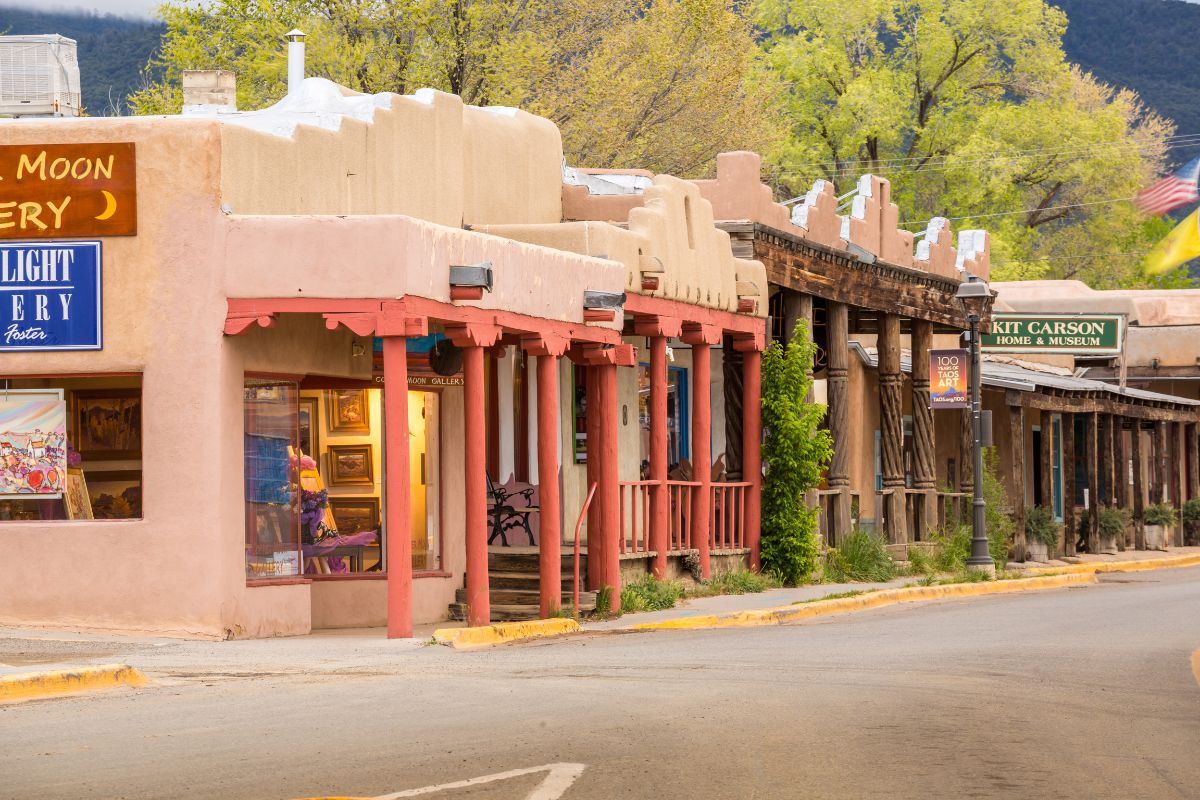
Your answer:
1136;157;1200;216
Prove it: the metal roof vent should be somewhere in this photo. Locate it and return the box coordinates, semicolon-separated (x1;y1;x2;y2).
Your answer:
0;34;82;117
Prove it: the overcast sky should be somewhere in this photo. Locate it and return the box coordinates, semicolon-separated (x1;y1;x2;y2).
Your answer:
15;0;162;18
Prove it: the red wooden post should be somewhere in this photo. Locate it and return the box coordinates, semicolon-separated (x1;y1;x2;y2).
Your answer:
739;343;763;571
585;365;603;590
689;337;714;579
447;321;502;628
535;351;562;617
649;334;670;576
598;361;622;611
382;336;413;638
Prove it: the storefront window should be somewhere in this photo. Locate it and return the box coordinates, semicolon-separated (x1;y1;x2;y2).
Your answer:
635;363;689;474
244;380;301;579
0;376;143;522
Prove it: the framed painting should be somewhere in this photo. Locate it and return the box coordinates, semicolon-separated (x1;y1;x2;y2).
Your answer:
328;444;374;486
327;389;370;433
329;497;380;535
297;397;319;459
0;389;67;498
63;467;93;520
73;389;141;460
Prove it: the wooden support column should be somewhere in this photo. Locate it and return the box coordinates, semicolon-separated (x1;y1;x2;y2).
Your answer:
1009;405;1026;562
1114;417;1128;551
1154;421;1169;505
382;335;413;638
683;322;722;579
597;361;621;610
1132;421;1146;550
1174;421;1186;546
780;290;812;345
910;320;937;541
734;333;765;571
584;365;602;590
878;313;907;545
1190;423;1200;502
959;408;974;497
1038;411;1053;515
1086;412;1100;555
522;334;568;617
634;316;683;579
447;321;503;627
1099;414;1112;507
827;302;852;544
1062;413;1077;557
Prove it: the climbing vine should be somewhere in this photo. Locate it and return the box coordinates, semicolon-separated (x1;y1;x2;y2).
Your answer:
760;320;833;584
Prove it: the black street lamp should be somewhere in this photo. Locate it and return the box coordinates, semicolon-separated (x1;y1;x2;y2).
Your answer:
955;273;995;574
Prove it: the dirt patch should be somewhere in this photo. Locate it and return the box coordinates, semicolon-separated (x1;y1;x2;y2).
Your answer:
0;638;120;667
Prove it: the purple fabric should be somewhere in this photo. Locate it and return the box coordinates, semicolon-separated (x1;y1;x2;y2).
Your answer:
301;529;377;557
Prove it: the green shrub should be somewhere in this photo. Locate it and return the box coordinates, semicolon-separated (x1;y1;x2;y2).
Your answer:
1145;503;1178;527
1098;507;1128;539
761;320;833;585
1182;498;1200;525
619;575;685;613
906;545;935;575
982;448;1014;569
824;529;897;583
929;523;971;572
1025;506;1060;547
699;570;777;596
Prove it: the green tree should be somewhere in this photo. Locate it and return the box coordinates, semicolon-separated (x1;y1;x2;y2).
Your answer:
760;320;833;585
753;0;1186;287
131;0;778;177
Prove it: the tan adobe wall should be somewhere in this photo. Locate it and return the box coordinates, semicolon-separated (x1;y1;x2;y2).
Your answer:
480;175;767;317
219;86;563;228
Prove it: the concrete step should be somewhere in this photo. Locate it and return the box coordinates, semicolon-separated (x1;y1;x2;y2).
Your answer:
447;601;595;623
489;572;587;590
455;588;597;606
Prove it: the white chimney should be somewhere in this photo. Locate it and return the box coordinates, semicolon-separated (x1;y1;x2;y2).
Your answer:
285;29;306;95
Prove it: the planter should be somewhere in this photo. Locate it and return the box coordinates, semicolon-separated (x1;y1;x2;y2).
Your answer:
1097;535;1119;555
1144;524;1170;551
1025;540;1051;562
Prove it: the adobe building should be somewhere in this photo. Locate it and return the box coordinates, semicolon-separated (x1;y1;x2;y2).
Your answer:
0;61;768;638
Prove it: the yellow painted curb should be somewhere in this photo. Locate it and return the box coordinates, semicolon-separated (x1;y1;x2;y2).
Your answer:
433;618;581;650
631;573;1098;631
1025;553;1200;577
0;663;145;703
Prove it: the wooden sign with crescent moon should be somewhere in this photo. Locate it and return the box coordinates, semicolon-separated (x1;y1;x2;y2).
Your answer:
0;142;137;239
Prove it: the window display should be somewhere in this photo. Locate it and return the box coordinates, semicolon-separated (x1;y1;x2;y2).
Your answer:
0;376;143;521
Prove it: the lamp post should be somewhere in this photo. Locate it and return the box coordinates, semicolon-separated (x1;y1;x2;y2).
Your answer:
956;273;995;574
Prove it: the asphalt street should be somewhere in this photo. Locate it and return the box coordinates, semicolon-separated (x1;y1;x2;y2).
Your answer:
2;568;1199;800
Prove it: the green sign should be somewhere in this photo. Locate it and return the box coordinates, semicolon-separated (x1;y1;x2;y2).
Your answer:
982;313;1124;355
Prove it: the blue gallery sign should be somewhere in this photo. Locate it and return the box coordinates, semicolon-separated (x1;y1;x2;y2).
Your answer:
0;241;102;351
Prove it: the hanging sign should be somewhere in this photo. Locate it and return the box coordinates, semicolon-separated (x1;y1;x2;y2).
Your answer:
930;348;969;409
981;313;1124;355
0;241;102;351
0;390;68;498
0;142;137;239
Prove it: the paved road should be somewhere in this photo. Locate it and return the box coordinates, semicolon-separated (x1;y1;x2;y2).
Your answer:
2;568;1199;800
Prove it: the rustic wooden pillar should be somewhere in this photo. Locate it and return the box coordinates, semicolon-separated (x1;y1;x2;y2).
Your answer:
1009;405;1026;562
1086;412;1100;554
1061;412;1077;557
910;320;937;541
597;362;621;609
1038;410;1053;515
827;302;852;545
382;335;413;638
723;338;744;482
1114;417;1128;551
1154;421;1168;505
584;365;602;590
684;323;722;578
1189;422;1200;502
959;408;974;497
1099;414;1112;507
740;344;763;571
1173;421;1186;546
1132;420;1146;550
780;291;813;345
879;313;907;545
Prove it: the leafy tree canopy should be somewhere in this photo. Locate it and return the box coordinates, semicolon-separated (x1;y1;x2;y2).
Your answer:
130;0;778;177
753;0;1190;287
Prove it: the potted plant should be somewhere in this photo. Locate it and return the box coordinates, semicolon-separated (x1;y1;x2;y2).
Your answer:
1183;499;1200;546
1143;503;1177;551
1024;506;1060;562
1097;507;1127;555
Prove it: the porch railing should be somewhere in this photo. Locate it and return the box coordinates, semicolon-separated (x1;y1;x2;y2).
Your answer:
667;480;701;551
618;480;655;554
710;481;751;551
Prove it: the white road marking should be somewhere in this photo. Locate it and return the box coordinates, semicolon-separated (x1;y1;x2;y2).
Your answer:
373;762;586;799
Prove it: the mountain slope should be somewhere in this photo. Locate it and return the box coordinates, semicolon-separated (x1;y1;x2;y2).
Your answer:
0;5;163;115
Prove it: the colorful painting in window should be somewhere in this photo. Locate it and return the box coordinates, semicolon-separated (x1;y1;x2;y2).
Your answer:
0;391;67;498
